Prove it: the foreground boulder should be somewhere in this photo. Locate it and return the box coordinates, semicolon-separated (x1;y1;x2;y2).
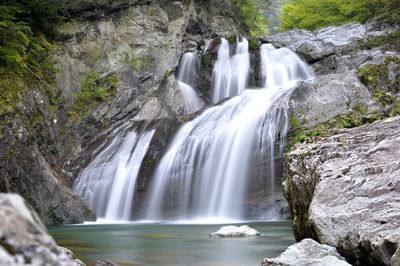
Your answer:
260;238;350;266
0;193;82;265
210;225;261;238
284;116;400;265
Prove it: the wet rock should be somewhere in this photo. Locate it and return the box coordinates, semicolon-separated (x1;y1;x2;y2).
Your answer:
260;238;350;266
284;116;400;265
392;247;400;266
95;260;117;266
210;225;261;238
0;193;80;265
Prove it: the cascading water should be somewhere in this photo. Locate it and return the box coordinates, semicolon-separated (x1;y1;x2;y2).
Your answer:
145;43;313;221
74;129;155;221
211;37;250;103
175;52;202;114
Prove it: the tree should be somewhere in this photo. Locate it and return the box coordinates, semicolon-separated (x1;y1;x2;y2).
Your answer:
280;0;400;31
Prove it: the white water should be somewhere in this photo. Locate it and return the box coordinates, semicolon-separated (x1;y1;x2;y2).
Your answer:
145;44;314;221
211;38;250;103
74;130;155;221
176;52;202;114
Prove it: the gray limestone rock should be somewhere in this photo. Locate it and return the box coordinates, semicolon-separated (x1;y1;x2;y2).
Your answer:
260;238;350;266
265;21;398;63
95;260;117;266
0;193;81;265
284;116;400;265
290;71;379;128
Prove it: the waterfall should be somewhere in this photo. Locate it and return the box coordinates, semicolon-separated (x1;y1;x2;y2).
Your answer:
145;43;313;221
261;44;313;89
175;52;202;114
73;129;155;221
211;38;250;103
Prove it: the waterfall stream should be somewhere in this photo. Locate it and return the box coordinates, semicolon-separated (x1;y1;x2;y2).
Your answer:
74;41;313;222
145;44;313;221
176;52;203;114
73;130;155;221
211;38;250;103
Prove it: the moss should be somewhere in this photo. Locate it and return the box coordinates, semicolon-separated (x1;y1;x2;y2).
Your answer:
248;37;259;51
67;71;118;122
357;30;400;51
30;113;44;127
357;56;400;107
227;35;237;44
201;55;212;69
290;116;299;128
339;115;361;128
85;46;102;66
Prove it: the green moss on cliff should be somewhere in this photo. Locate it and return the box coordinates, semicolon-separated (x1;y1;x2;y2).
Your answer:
67;72;118;122
0;1;64;119
357;57;400;115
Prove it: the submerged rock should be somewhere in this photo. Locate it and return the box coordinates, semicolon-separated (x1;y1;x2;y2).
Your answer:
210;225;261;238
260;238;350;266
95;260;117;266
284;116;400;265
0;193;80;265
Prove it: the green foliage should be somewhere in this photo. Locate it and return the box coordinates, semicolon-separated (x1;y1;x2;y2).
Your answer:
280;0;400;31
339;115;361;128
359;30;400;51
357;57;400;108
68;72;118;121
390;102;400;116
233;0;269;37
0;0;64;116
248;37;259;50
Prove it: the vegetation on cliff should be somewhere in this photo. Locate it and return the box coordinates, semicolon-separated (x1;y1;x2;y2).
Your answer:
0;0;64;117
233;0;270;36
280;0;400;31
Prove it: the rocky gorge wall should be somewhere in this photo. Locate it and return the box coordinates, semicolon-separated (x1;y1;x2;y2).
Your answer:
269;21;400;266
0;0;250;224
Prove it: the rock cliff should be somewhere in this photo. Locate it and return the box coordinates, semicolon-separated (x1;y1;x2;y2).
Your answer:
0;0;248;224
284;116;400;265
262;21;400;265
0;193;83;265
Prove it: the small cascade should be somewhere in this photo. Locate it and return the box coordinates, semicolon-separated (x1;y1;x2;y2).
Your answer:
145;43;314;221
260;44;314;89
175;52;202;114
211;38;250;103
74;129;155;221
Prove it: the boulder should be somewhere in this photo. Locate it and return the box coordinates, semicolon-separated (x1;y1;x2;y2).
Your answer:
290;72;379;128
260;238;350;266
284;116;400;265
0;193;80;265
210;225;261;238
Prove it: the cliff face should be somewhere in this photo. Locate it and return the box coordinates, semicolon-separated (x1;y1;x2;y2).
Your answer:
284;116;400;266
0;0;248;224
273;21;400;266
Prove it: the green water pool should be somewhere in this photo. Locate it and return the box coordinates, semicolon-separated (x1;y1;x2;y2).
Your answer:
48;221;294;266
